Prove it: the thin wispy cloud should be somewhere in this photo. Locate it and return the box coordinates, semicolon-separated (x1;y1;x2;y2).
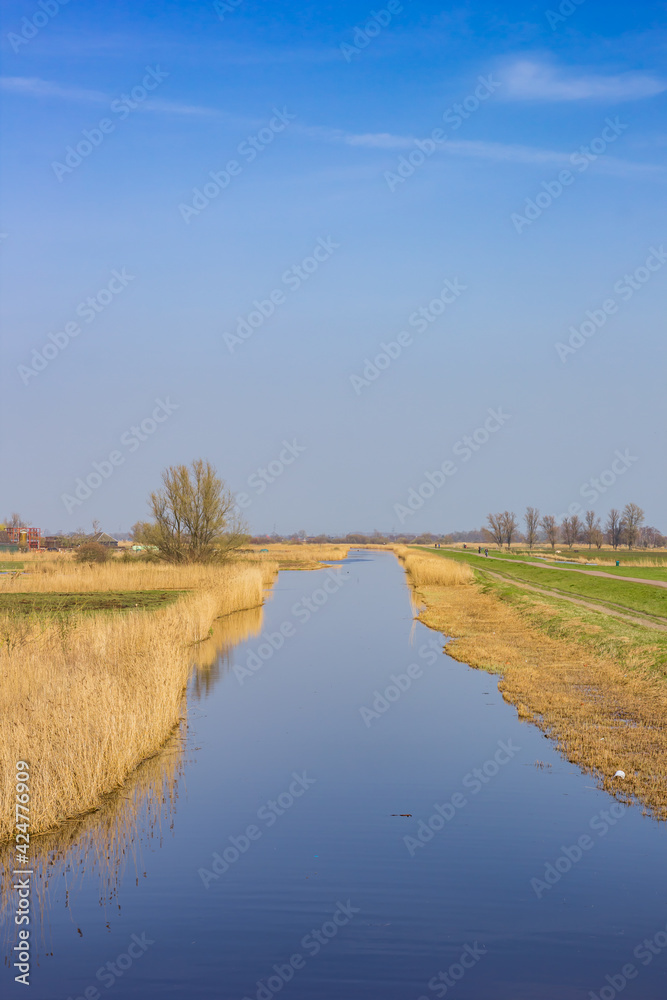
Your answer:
502;60;667;101
307;125;663;178
0;76;218;116
0;77;109;103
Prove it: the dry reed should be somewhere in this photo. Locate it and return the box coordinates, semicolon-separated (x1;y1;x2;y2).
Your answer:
397;551;667;818
0;561;272;841
392;546;474;587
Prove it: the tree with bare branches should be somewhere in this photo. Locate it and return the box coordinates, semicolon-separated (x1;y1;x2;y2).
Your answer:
501;510;518;550
583;510;599;549
524;507;540;549
486;512;504;549
137;459;247;562
622;502;645;549
605;508;622;549
561;515;582;548
541;514;558;550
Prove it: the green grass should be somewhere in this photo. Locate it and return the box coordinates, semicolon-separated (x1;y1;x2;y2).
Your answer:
475;571;667;679
420;548;667;620
0;562;24;571
0;590;185;615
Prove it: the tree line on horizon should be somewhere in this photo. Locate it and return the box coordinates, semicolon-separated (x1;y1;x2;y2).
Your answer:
484;504;663;551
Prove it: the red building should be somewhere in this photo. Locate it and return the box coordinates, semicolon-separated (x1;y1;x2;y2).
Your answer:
6;526;42;549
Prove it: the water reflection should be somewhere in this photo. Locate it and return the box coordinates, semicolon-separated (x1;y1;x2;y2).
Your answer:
0;606;263;961
190;605;263;699
0;721;186;961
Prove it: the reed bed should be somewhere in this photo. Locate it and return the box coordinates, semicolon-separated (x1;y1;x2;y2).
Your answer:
0;556;277;594
245;544;349;569
392;546;474;587
0;561;272;841
0;721;186;955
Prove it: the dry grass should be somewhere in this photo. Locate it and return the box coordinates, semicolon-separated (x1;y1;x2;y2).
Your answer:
0;556;277;594
0;561;273;841
0;721;186;954
245;544;349;569
396;551;667;818
392;546;474;587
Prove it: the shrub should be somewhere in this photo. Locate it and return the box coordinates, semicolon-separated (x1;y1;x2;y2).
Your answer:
75;542;110;564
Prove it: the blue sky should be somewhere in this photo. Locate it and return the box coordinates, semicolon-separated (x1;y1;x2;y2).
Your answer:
1;0;665;535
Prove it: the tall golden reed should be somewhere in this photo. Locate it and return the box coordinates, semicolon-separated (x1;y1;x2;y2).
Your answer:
0;561;274;841
392;546;474;587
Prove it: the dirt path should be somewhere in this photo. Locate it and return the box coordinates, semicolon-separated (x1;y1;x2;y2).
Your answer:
482;568;667;632
475;552;667;588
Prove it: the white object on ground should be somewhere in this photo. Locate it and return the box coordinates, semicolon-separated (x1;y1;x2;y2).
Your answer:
614;770;626;779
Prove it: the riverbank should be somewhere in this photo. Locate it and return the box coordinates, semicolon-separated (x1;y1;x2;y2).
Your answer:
0;558;277;841
397;547;667;819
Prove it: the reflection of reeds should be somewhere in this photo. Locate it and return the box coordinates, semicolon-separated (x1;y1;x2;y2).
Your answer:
190;605;264;698
0;721;186;959
0;562;277;841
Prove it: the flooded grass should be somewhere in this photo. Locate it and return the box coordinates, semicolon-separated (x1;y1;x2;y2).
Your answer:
397;550;667;819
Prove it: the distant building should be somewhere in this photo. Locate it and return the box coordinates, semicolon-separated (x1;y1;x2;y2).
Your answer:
4;526;41;549
87;531;119;548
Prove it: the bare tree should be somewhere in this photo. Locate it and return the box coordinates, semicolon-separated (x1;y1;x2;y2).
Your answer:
524;507;540;549
584;510;600;549
138;459;247;562
541;514;558;550
561;515;582;548
591;525;604;549
2;512;25;539
500;510;518;550
486;513;504;549
622;502;645;549
605;508;622;549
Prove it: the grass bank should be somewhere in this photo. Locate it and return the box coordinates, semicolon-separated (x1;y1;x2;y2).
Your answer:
398;547;667;819
426;548;667;620
0;559;277;842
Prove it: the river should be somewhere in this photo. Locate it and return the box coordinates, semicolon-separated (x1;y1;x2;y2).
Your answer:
4;550;667;999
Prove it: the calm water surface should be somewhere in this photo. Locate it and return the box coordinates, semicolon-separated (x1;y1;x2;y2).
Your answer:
5;551;667;999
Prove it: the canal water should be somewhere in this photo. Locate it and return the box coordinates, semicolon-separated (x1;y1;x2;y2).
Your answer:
4;550;667;999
